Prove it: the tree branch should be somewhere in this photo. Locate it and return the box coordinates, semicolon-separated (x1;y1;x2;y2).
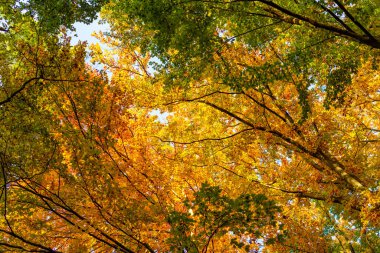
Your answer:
257;0;380;48
315;1;354;33
154;128;254;145
199;100;367;192
332;0;376;40
0;77;40;106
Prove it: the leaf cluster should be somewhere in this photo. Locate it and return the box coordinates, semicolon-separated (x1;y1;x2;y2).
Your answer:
167;182;284;252
1;0;108;33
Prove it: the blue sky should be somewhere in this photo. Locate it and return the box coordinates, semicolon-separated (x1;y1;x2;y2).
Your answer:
70;19;109;45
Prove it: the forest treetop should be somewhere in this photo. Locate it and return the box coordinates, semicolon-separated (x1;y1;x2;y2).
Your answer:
0;0;379;252
103;0;379;114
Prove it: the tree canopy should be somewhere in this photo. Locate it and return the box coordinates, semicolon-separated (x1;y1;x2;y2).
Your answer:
0;0;379;252
106;0;379;115
1;0;106;33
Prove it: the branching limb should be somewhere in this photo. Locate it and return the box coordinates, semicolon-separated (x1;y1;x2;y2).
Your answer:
315;1;354;33
332;0;376;40
0;77;41;106
154;128;254;145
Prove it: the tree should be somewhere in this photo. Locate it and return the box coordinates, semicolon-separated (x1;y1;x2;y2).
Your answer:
104;0;379;113
0;0;379;252
0;27;284;252
90;24;379;251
